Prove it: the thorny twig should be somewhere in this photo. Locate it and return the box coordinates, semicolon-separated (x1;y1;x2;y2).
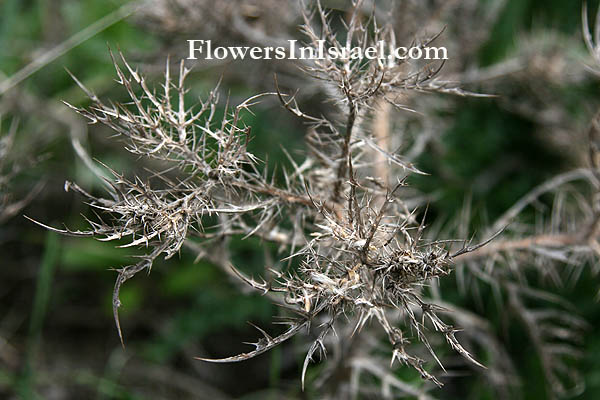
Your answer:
29;1;600;397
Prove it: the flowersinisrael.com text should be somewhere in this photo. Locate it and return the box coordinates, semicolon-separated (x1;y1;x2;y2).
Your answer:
187;40;448;61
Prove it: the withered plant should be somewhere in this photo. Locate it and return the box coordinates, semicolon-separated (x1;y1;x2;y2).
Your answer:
31;1;600;398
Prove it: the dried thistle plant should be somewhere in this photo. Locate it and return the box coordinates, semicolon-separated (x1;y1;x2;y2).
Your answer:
31;1;600;398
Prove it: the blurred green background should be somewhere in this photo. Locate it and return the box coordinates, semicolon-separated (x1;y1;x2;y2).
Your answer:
1;0;600;399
